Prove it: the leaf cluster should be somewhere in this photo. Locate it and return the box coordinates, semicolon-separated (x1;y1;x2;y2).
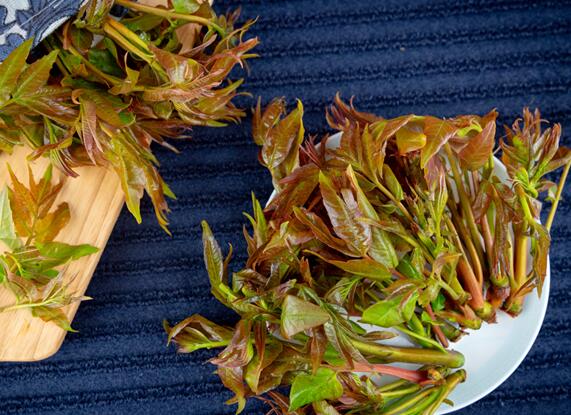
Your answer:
0;165;98;331
166;220;464;414
0;0;258;232
166;96;570;414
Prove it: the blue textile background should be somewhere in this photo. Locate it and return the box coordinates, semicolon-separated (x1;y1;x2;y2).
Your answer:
1;0;571;414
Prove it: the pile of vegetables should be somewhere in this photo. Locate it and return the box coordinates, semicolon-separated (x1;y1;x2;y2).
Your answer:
0;0;258;232
0;0;257;330
1;0;568;410
165;96;570;414
0;165;98;330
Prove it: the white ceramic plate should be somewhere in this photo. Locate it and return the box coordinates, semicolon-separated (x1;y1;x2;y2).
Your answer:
268;132;549;413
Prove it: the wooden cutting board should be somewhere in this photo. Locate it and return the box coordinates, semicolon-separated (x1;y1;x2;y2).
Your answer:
0;146;124;361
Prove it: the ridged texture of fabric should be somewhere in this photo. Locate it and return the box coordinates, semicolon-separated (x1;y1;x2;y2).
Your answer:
0;0;84;60
1;0;571;413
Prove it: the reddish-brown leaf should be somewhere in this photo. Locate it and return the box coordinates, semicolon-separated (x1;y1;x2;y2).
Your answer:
459;115;497;170
421;117;457;168
319;171;371;256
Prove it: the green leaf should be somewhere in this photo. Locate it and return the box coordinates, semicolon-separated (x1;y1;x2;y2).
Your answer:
123;13;163;32
69;25;94;51
323;343;345;366
382;165;404;201
202;220;223;279
369;239;401;272
13;50;58;99
362;291;419;327
88;49;124;77
419;280;440;306
456;123;482;137
431;292;446;312
173;0;201;13
106;134;145;225
243;192;267;248
397;257;423;280
313;400;341;415
36;241;99;260
0;38;33;103
345;166;376;217
201;221;232;304
326;277;360;305
164;314;233;352
308;251;392;280
152;101;173;120
32;306;76;332
244;341;283;393
281;295;330;338
0;188;21;250
289;368;343;411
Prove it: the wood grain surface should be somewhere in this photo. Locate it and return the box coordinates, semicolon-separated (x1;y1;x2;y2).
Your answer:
0;146;124;361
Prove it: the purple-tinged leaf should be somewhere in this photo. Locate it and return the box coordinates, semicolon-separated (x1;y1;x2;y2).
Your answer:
320;171;371;256
281;295;330;338
211;319;253;368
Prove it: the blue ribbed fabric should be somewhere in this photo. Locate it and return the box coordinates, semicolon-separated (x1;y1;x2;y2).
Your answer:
1;0;570;413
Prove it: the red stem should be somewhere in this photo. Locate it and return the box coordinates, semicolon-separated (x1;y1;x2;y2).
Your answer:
426;304;449;348
457;258;484;310
350;362;428;383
